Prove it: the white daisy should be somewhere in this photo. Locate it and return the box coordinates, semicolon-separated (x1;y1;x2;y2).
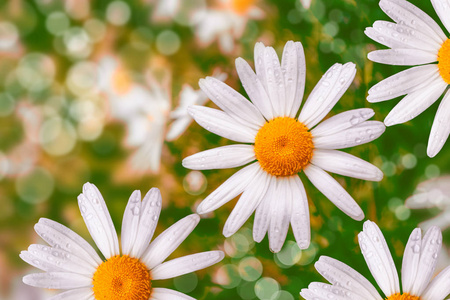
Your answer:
406;175;450;231
182;41;385;253
98;56;171;173
20;182;224;299
192;0;264;53
365;0;450;157
166;70;227;141
301;220;450;300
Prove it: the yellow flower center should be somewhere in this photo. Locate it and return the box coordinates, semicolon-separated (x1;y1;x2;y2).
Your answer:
438;38;450;84
254;117;314;177
112;66;132;95
93;255;151;300
231;0;255;14
385;293;420;300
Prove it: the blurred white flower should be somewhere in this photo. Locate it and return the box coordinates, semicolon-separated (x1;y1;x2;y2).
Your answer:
299;0;312;9
166;70;227;141
192;0;264;53
98;56;171;174
406;175;450;231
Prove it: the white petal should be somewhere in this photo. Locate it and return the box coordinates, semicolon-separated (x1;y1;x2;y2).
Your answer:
196;162;260;214
151;288;195;300
235;57;273;120
311;108;375;137
49;288;94;300
34;218;102;267
281;41;299;117
141;214;200;270
430;0;450;34
401;228;422;294
379;0;447;43
290;176;310;249
20;244;95;275
427;90;450;158
311;149;383;181
421;265;450;300
125;188;162;258
420;211;450;232
188;105;257;143
358;220;400;296
384;76;447;126
121;190;142;256
367;49;437;66
23;272;92;289
262;46;287;117
299;62;356;128
199;77;265;129
410;226;442;296
291;42;307;117
304;164;364;220
315;256;382;300
313;121;385;150
166;116;193;141
254;42;275;116
365;21;441;52
268;178;292;253
223;167;271;237
367;64;440;103
182;145;255;170
253;177;276;243
151;251;224;280
306;282;366;300
301;289;327;300
77;182;120;259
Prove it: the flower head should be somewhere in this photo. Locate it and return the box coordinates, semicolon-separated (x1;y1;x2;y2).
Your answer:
366;0;450;157
301;220;450;300
183;41;385;252
20;182;224;299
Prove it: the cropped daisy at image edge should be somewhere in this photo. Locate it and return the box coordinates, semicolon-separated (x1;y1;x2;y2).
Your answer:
20;182;224;299
301;220;450;300
183;40;386;253
366;0;450;157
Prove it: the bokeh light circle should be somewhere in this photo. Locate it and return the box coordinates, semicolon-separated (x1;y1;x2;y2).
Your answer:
15;167;55;204
254;277;280;300
156;30;181;55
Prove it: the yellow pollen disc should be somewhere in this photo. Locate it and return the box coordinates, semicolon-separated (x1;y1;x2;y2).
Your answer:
254;117;314;177
93;255;151;300
112;67;132;95
231;0;255;14
385;293;420;300
438;38;450;84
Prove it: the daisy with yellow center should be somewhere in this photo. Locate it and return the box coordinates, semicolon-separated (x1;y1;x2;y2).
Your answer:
183;41;385;252
301;220;450;300
20;182;224;299
366;0;450;157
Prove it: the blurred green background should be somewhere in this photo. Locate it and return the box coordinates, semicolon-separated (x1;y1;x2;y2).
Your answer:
0;0;449;299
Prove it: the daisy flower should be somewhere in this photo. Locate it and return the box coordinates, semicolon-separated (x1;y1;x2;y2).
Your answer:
301;220;450;300
98;56;171;173
365;0;450;157
20;182;224;299
166;70;227;141
406;175;450;231
182;41;385;252
192;0;264;53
